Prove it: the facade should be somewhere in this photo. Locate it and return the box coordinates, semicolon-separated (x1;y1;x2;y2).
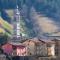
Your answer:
12;45;27;56
2;43;27;56
35;40;47;56
52;39;60;56
23;38;47;56
22;39;35;56
46;41;55;56
2;43;12;55
2;38;60;57
28;39;56;57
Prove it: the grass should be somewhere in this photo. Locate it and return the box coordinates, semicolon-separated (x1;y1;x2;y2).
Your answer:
0;17;12;36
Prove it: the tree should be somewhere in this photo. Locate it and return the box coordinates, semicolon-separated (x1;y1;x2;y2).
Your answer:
0;33;8;45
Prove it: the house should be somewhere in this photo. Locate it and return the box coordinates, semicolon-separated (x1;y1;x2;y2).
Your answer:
22;38;47;56
2;42;27;56
52;39;60;56
2;43;12;55
22;38;36;56
2;38;57;57
46;40;55;57
38;39;56;57
10;42;27;56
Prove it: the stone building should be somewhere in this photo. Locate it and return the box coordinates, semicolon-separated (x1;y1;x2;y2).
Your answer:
2;38;60;57
23;38;47;56
38;39;56;57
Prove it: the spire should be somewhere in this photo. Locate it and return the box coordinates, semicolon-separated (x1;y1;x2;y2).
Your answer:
14;5;20;15
17;5;18;9
15;0;19;9
11;2;22;42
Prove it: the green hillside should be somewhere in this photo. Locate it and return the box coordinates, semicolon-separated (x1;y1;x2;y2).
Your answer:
0;17;12;36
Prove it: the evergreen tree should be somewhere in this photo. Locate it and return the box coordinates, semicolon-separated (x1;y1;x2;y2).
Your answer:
0;33;8;45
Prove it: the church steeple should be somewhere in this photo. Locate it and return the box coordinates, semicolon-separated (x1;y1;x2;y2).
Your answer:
11;4;22;42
